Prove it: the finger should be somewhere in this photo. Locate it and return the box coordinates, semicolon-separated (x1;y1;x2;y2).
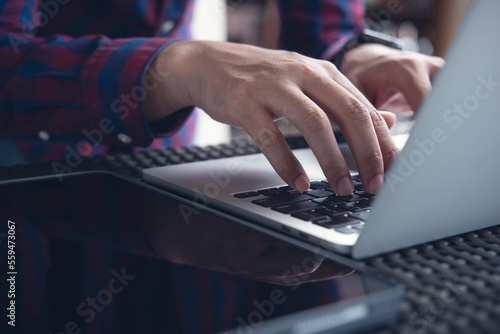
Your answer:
303;260;355;282
389;56;444;114
379;92;413;115
369;109;400;174
246;242;324;282
301;76;391;194
428;56;446;79
335;96;388;194
390;61;434;112
379;111;397;129
278;87;354;195
371;86;398;110
241;110;310;192
317;63;400;185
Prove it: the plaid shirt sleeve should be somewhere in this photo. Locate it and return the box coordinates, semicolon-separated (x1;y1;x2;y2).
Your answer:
275;0;365;60
0;0;187;148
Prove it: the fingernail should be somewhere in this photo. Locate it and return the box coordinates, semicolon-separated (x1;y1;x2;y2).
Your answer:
368;174;384;194
294;174;310;192
336;176;353;196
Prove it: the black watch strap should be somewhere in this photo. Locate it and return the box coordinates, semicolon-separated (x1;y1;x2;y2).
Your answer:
331;29;404;69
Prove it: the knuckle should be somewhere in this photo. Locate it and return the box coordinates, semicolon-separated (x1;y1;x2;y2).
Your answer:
363;149;383;170
434;57;446;67
281;54;315;75
370;109;387;128
301;108;328;133
226;77;253;101
280;155;299;174
256;128;281;151
384;146;400;161
345;99;371;123
258;62;283;80
399;54;421;71
301;258;322;274
319;59;339;74
323;160;346;177
283;50;301;59
291;61;315;77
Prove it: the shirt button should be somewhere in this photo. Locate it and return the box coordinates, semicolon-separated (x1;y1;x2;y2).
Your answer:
117;133;132;144
160;20;175;34
38;130;50;141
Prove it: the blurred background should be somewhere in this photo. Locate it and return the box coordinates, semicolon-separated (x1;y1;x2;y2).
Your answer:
192;0;473;145
226;0;472;57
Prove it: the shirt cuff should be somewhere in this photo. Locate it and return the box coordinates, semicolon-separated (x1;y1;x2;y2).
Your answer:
80;38;183;147
148;106;194;137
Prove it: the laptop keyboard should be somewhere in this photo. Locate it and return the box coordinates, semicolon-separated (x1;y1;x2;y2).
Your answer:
234;175;373;235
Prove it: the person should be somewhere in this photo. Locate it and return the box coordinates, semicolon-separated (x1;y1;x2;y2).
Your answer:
0;0;444;332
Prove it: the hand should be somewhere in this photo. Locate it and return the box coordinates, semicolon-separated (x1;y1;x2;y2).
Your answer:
341;44;445;115
144;41;400;195
141;196;353;285
0;171;351;286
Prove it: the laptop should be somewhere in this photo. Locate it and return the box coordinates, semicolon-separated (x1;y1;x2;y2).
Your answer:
143;0;500;259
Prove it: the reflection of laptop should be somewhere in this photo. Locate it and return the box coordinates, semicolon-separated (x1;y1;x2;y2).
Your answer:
143;0;500;259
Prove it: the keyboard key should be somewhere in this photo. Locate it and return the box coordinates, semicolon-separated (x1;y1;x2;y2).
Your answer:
208;150;223;159
312;196;346;206
272;201;322;214
292;209;330;222
349;210;371;220
322;187;334;194
313;216;333;225
316;206;349;216
194;151;209;160
234;191;260;199
310;181;328;189
252;193;313;208
335;226;359;234
354;190;374;198
257;188;286;197
313;215;362;228
359;197;374;205
305;189;335;198
354;183;365;191
279;186;294;191
340;201;371;212
335;194;363;202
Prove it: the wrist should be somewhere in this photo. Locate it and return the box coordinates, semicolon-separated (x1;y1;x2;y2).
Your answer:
332;29;403;71
143;40;197;122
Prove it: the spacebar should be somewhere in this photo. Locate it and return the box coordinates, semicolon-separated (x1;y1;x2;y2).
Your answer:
252;193;313;208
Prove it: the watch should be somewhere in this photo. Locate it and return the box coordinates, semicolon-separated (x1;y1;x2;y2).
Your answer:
331;29;404;69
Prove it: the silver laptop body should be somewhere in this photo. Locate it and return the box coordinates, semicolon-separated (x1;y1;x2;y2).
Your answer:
143;0;500;259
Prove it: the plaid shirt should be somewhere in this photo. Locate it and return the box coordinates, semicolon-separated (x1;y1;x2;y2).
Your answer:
0;0;364;332
0;0;364;163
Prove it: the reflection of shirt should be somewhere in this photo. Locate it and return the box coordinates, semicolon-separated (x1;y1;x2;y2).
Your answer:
0;0;364;332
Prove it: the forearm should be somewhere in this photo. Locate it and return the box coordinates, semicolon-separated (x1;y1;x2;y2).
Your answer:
142;40;199;122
